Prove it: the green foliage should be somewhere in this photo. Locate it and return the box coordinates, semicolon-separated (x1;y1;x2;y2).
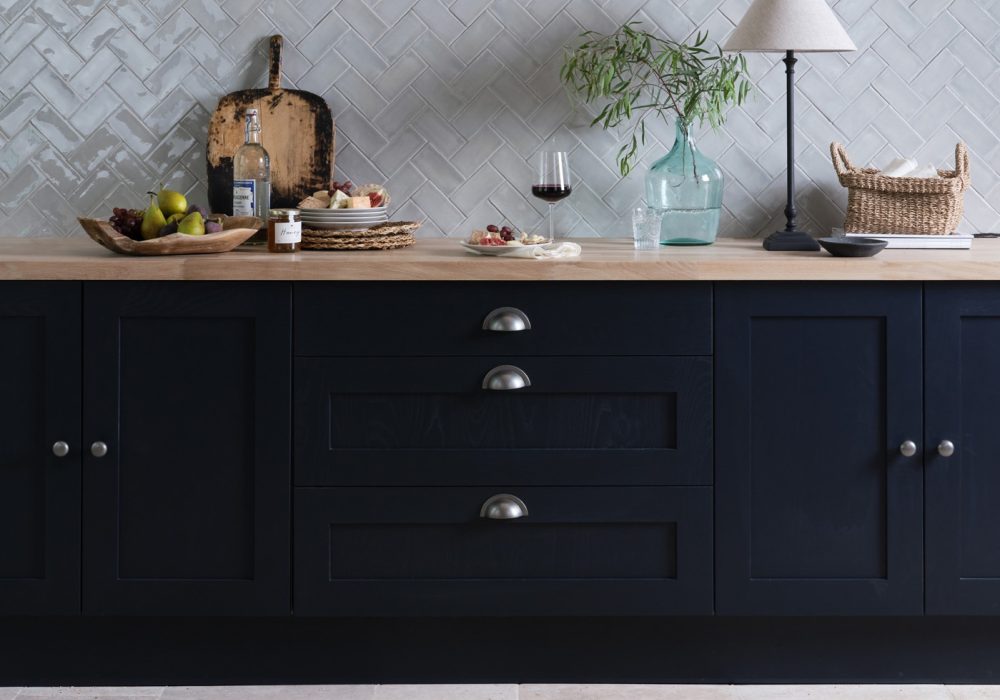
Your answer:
560;22;751;176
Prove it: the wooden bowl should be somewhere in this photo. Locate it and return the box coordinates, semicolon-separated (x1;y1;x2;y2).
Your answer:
78;216;261;256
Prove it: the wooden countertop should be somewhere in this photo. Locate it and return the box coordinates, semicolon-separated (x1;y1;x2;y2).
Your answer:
3;236;1000;281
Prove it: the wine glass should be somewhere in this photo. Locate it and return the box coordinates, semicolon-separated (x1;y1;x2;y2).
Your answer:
532;151;572;243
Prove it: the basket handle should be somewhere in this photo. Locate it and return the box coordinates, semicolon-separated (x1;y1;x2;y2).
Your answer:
831;143;854;177
955;142;970;181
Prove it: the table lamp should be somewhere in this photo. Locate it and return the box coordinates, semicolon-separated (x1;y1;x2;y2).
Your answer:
724;0;856;251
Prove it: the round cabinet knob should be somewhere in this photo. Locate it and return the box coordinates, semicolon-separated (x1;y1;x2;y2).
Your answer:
899;440;917;458
51;441;70;458
90;441;108;458
938;440;956;458
480;494;529;520
482;307;532;332
482;365;531;391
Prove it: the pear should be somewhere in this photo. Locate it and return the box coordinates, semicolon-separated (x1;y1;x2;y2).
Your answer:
157;184;188;219
140;192;167;240
177;211;205;236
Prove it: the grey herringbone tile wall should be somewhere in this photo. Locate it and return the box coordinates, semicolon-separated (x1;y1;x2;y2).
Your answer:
1;0;998;238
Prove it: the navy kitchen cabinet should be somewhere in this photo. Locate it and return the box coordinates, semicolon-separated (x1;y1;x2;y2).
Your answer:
715;283;924;615
82;283;291;615
925;285;1000;614
0;283;81;615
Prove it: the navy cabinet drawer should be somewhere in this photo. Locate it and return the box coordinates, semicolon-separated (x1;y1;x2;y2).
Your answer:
295;356;712;486
294;282;711;356
294;486;713;616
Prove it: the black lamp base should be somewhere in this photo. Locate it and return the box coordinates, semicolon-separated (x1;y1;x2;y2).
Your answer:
763;230;820;252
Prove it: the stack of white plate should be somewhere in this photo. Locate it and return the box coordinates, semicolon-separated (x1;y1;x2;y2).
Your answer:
299;207;388;230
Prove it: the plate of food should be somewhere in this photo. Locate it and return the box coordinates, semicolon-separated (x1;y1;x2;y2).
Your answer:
460;225;549;256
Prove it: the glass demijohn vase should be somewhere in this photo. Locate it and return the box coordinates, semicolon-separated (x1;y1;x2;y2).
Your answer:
645;120;723;245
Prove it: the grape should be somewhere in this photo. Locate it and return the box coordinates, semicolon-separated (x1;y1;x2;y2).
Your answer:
330;180;354;196
109;207;144;240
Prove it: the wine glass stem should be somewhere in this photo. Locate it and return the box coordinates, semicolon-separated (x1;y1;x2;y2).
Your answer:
548;203;555;244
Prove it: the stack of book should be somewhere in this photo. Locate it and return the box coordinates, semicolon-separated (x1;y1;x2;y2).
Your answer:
836;230;974;249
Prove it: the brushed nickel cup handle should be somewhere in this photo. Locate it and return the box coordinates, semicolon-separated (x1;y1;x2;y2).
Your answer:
482;365;531;391
480;494;529;520
482;307;532;332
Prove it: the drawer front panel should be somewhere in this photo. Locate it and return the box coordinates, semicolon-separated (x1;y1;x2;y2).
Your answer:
295;356;712;485
294;282;712;356
294;486;713;616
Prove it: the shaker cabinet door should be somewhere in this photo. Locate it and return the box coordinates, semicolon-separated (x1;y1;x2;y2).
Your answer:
715;283;924;615
925;284;1000;614
82;283;291;615
0;283;80;615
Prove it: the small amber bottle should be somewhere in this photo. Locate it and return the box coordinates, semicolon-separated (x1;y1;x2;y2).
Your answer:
267;209;301;253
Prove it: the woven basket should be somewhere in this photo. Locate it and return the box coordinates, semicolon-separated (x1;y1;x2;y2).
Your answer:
831;142;970;235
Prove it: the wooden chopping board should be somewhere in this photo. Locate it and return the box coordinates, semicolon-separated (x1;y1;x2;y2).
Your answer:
206;35;335;214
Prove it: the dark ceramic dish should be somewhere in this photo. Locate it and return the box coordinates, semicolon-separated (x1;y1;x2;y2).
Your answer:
818;236;888;258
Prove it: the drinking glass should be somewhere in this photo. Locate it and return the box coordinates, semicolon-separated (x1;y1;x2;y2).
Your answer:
532;152;572;243
632;206;662;250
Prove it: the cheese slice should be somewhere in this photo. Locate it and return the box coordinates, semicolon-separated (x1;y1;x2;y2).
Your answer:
347;196;371;209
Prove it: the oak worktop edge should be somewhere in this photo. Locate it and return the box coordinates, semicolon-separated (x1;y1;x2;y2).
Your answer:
2;237;999;281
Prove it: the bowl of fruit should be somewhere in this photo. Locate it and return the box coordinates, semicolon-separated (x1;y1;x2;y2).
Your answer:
79;185;262;256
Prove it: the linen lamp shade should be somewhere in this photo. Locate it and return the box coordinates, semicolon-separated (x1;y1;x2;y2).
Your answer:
724;0;856;53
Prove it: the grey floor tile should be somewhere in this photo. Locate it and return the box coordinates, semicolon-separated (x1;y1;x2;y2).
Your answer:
377;685;516;700
17;690;164;698
161;686;375;699
520;685;740;700
947;688;1000;700
733;685;952;699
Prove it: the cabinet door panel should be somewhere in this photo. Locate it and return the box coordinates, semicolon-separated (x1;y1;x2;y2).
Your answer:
926;285;1000;614
83;283;290;615
716;283;923;615
295;486;713;616
0;283;80;614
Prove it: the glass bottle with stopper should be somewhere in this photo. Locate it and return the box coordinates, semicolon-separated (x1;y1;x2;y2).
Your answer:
232;107;271;244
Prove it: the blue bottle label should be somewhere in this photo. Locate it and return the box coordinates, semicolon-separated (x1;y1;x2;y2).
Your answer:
233;180;255;216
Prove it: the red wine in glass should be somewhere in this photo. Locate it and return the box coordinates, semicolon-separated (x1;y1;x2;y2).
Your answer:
531;185;572;202
533;151;571;243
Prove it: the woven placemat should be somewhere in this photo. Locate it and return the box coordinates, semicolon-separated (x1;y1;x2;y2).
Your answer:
302;221;421;237
300;220;420;250
302;233;415;250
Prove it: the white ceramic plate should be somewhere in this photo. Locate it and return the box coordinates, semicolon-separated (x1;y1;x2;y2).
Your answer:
459;241;549;256
298;207;387;216
301;217;387;224
303;221;389;231
300;212;387;219
302;214;389;223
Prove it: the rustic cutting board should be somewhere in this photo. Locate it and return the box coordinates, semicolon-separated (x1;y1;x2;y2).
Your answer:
206;35;335;214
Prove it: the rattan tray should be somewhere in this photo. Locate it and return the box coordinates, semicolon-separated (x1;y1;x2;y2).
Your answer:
300;221;420;250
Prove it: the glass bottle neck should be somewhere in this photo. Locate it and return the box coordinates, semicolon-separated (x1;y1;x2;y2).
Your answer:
675;120;695;149
245;115;261;145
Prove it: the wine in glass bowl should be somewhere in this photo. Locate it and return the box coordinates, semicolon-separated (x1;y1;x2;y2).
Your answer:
533;151;571;243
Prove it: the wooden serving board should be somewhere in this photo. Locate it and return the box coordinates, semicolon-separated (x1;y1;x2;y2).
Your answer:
206;35;335;214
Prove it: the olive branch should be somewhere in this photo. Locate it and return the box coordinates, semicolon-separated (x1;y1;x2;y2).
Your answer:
560;22;751;177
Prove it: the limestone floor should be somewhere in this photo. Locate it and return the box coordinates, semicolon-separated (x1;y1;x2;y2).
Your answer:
2;686;1000;699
